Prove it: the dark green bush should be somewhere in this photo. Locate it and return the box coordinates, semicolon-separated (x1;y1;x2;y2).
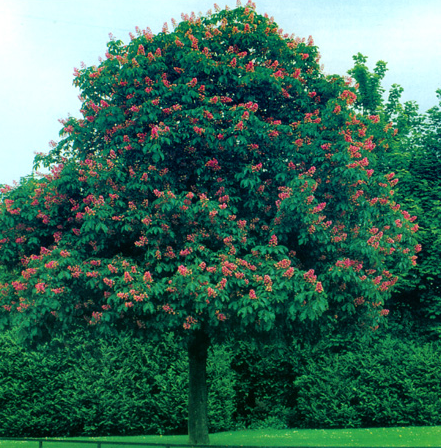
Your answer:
231;340;301;429
294;336;441;428
0;331;72;436
0;330;236;436
1;329;440;436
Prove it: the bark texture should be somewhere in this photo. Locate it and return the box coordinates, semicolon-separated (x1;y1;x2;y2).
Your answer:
188;330;210;445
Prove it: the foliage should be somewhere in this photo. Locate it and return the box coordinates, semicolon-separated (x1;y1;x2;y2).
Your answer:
294;337;441;429
396;94;441;336
0;4;419;343
231;339;299;429
0;330;235;437
346;54;441;338
347;53;387;115
2;328;441;436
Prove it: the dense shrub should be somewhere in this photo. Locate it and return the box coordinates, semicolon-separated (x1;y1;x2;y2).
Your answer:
294;336;441;428
1;330;440;436
0;331;236;436
231;340;302;429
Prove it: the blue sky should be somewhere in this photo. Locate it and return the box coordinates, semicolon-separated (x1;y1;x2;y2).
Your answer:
1;0;441;186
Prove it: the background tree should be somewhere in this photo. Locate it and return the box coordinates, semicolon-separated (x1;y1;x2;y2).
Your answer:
349;54;440;337
348;53;387;116
0;2;419;444
388;96;441;336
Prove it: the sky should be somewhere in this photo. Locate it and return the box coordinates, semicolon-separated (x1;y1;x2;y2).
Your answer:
1;0;441;186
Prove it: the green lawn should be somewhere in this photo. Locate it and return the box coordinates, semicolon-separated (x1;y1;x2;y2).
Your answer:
1;427;441;447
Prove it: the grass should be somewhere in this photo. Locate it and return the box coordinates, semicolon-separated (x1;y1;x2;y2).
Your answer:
1;427;441;447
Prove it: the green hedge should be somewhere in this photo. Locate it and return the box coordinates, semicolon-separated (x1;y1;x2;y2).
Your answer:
1;330;440;436
293;336;441;428
0;331;235;436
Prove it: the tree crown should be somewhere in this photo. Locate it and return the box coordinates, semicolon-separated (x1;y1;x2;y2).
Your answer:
0;2;419;341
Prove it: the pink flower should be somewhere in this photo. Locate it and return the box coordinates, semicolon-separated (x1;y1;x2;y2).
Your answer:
188;77;198;87
92;311;103;322
217;278;227;290
51;287;65;294
269;234;278;247
207;287;217;297
103;278;115;287
35;282;46;294
235;121;244;131
283;267;294;278
275;259;291;269
178;265;191;276
44;260;58;269
303;269;317;283
205;159;221;171
264;275;272;285
373;276;382;285
22;268;37;280
193;126;205;135
12;281;28;291
311;202;326;214
151;126;159;139
143;271;153;282
368;115;380;123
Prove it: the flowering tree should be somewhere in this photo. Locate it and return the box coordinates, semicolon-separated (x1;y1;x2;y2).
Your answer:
0;2;419;443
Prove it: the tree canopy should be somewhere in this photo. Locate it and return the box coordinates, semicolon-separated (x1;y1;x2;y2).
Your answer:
0;2;420;443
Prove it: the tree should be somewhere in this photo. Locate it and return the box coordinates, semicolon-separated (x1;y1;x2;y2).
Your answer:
0;2;419;444
348;53;387;116
348;53;441;337
386;95;441;336
416;96;441;333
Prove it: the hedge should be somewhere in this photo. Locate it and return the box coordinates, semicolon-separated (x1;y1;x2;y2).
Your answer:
1;330;440;436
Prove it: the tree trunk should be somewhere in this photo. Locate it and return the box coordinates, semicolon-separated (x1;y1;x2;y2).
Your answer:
188;329;210;445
